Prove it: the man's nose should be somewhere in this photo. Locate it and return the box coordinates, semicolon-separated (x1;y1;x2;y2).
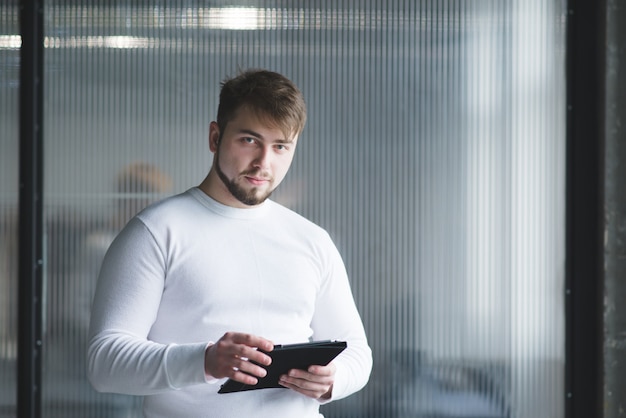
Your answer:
252;146;271;169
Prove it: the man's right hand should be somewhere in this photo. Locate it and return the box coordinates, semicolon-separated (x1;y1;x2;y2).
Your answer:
204;332;274;385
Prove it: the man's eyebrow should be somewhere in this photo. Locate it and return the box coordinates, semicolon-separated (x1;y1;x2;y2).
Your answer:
239;128;263;138
239;129;295;143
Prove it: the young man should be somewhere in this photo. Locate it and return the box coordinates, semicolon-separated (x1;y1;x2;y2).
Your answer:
87;69;372;417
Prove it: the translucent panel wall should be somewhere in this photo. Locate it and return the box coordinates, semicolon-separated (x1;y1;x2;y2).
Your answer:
0;3;20;417
0;1;566;417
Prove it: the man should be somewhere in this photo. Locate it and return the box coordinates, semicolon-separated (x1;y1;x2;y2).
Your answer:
87;69;372;417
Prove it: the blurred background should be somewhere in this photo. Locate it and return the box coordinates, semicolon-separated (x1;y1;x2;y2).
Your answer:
0;1;567;417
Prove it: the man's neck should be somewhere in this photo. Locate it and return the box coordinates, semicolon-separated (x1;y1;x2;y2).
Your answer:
198;169;257;209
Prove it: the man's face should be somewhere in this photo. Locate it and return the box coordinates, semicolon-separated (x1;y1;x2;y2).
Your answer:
209;107;298;207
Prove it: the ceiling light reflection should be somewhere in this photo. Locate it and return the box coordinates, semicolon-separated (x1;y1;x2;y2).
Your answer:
0;35;21;50
208;7;260;30
43;36;158;49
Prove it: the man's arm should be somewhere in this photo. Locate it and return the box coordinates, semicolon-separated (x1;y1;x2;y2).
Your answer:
87;218;208;395
305;234;373;402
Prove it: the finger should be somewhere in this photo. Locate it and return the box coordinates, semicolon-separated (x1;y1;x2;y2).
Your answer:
307;364;335;376
214;334;273;365
230;369;261;386
226;333;274;366
286;367;334;384
282;369;334;387
231;356;269;378
230;345;272;367
278;376;330;399
229;332;274;352
206;333;274;379
205;343;263;379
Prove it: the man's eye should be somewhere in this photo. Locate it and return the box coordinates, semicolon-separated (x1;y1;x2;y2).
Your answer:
243;137;255;144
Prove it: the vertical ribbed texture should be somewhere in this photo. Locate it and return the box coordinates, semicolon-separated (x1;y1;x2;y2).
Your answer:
0;1;20;412
0;1;566;417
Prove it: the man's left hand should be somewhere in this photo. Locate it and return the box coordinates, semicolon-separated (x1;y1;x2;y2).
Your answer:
278;362;336;400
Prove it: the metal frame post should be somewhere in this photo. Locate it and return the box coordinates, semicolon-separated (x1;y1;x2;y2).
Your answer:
18;0;45;417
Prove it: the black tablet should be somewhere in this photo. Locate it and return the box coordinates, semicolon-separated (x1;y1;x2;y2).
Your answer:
218;340;347;394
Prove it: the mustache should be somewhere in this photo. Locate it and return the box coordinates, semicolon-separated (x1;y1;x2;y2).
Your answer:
241;170;272;180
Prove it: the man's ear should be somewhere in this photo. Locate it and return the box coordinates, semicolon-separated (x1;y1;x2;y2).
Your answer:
209;122;220;152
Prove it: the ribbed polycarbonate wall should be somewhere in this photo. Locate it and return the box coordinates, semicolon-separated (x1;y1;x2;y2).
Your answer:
0;3;19;417
0;1;566;417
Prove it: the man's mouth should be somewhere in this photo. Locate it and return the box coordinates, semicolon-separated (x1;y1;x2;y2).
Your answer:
244;175;270;186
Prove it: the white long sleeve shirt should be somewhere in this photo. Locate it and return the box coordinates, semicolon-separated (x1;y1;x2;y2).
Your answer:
87;188;372;417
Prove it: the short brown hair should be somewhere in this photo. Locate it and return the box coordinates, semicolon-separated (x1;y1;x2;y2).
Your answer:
216;69;307;140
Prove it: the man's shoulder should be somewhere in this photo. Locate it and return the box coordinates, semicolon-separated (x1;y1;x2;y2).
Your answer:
135;188;201;224
267;201;329;237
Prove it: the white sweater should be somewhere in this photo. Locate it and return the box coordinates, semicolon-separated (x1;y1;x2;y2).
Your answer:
87;188;372;418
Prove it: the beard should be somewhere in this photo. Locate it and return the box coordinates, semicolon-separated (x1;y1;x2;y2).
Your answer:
214;152;274;206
